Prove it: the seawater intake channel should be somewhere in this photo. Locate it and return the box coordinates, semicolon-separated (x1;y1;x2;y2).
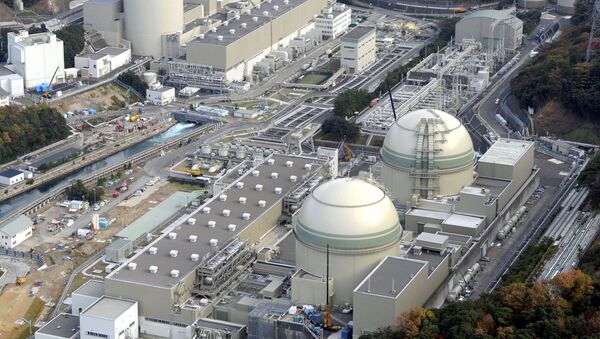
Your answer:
0;122;220;222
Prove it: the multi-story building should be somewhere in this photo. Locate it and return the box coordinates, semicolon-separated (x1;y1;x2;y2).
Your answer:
341;26;376;73
315;3;352;39
6;31;64;88
74;47;131;78
0;215;33;249
455;9;523;51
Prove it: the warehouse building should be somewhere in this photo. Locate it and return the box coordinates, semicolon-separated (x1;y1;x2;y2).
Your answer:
341;26;376;73
455;9;523;51
6;31;65;88
0;169;25;186
0;214;33;249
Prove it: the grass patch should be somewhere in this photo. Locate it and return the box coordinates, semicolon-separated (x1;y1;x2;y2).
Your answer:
295;71;332;85
563;127;600;145
67;272;89;295
13;297;45;339
317;57;341;72
502;237;555;285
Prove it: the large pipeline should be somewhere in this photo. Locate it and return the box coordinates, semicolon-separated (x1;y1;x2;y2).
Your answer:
446;262;481;302
497;206;527;240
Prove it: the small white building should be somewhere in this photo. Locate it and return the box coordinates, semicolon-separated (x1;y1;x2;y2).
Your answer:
341;26;376;73
6;31;65;88
146;85;175;106
35;313;80;339
80;296;138;339
75;47;132;78
315;3;352;39
233;108;259;119
0;66;24;98
0;215;34;249
0;169;25;186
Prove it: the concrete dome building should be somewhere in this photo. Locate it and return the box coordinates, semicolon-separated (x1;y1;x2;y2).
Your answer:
381;109;475;205
294;178;402;305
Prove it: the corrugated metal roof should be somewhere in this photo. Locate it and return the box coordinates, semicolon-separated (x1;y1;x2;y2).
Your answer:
0;215;33;236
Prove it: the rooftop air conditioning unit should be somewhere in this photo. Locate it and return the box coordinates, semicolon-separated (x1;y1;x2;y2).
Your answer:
242;213;251;220
191;253;200;262
210;239;218;247
241;22;247;28
211;27;217;32
236;182;244;189
223;21;229;26
304;164;312;171
290;175;297;182
170;250;179;257
273;5;279;10
239;197;247;204
203;207;211;214
188;218;196;225
255;184;263;191
252;170;260;177
228;224;237;232
286;161;293;168
252;16;259;22
128;263;137;270
267;159;275;165
149;247;158;255
263;10;269;16
170;270;180;278
208;220;216;228
199;33;205;39
223;209;231;216
274;187;282;194
168;232;177;240
219;194;227;201
271;172;279;179
217;35;223;41
229;29;235;35
149;265;158;274
189;235;198;243
258;200;266;207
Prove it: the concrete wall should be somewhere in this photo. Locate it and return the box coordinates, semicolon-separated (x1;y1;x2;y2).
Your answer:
456;16;523;51
83;0;124;46
71;293;100;316
295;240;399;305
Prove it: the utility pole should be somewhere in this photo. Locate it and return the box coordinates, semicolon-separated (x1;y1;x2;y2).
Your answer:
586;0;600;62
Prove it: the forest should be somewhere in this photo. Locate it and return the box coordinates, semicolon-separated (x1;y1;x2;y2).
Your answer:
0;104;71;164
54;25;85;68
578;153;600;209
511;0;600;123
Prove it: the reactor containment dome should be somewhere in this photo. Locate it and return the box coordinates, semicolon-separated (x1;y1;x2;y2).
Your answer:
294;178;402;305
124;0;184;58
381;109;475;205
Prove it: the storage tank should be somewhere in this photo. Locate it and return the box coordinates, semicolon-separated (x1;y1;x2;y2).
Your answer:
124;0;184;58
201;144;212;155
235;147;246;159
143;72;158;85
218;144;230;157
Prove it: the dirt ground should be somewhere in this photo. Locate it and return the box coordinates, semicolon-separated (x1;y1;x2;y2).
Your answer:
534;100;600;143
29;0;71;14
0;181;185;337
49;83;134;114
0;3;14;20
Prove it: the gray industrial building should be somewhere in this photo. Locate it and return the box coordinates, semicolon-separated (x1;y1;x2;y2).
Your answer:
455;9;523;51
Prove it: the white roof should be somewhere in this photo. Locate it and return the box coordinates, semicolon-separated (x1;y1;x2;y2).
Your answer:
443;214;484;229
478;138;533;166
415;232;448;245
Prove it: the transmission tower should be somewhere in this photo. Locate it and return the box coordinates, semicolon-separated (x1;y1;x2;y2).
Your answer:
586;0;600;62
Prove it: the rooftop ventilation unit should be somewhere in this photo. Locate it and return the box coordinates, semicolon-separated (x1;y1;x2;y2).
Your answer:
263;10;269;16
149;265;158;274
286;161;293;168
199;33;205;39
239;197;247;204
236;182;244;189
267;159;275;165
168;232;177;240
211;27;217;32
229;29;235;35
252;170;260;177
241;22;247;28
242;213;251;220
258;200;266;207
200;298;209;306
219;194;227;201
252;16;259;22
149;247;158;255
188;218;196;225
235;14;240;20
189;235;198;243
304;164;312;171
228;224;237;232
191;253;200;262
170;270;180;278
128;263;137;270
170;250;179;257
255;184;263;191
273;5;279;10
217;35;223;41
210;239;218;247
290;175;297;182
274;187;282;194
203;207;211;214
271;172;279;179
208;220;216;228
283;0;289;4
223;209;231;216
223;21;229;26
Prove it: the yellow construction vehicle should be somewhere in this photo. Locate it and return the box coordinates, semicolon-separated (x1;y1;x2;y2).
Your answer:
185;168;203;177
343;142;353;162
129;114;141;122
16;277;27;285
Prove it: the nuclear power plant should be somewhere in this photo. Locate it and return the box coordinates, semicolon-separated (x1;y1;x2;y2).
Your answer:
33;105;541;339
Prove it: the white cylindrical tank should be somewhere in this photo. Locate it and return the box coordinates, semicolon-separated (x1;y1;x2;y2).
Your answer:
124;0;184;58
201;144;212;155
381;109;475;205
143;72;158;85
294;178;402;305
235;147;246;159
218;144;230;157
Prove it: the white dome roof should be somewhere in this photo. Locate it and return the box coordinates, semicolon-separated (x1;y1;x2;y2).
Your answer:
381;109;474;171
295;178;402;251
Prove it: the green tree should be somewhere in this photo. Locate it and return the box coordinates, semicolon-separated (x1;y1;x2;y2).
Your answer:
321;116;359;141
54;25;85;68
117;71;148;97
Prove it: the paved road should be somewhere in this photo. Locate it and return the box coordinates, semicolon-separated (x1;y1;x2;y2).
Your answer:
0;259;30;290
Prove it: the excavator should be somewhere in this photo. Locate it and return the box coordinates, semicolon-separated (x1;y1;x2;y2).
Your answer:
338;138;353;162
185;168;203;177
42;66;60;99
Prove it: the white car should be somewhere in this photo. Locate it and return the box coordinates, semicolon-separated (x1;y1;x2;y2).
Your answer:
93;205;101;211
99;201;106;207
495;98;500;105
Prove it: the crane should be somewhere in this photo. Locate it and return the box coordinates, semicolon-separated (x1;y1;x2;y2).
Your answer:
42;66;60;99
